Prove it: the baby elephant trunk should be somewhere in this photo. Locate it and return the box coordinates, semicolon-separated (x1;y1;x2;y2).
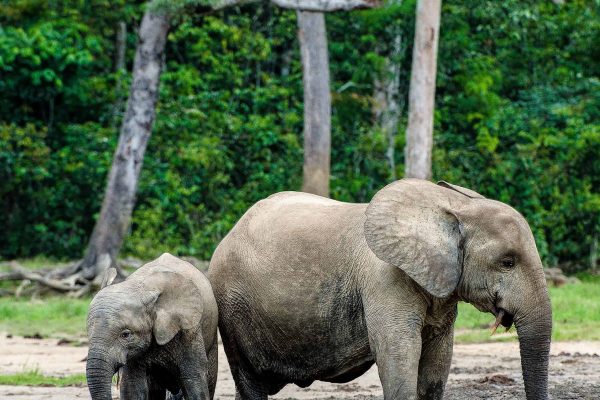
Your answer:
86;348;116;400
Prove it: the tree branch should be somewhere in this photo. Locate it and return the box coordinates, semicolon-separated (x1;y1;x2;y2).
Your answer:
8;262;81;292
187;0;381;15
271;0;380;11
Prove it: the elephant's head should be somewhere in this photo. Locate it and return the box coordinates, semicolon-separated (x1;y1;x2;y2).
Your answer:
86;263;203;400
365;179;552;400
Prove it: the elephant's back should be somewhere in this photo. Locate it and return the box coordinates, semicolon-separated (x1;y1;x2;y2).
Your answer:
208;191;368;287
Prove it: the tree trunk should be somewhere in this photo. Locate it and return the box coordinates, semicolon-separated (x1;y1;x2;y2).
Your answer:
80;11;170;280
373;28;403;181
404;0;441;180
115;21;127;72
112;21;127;126
297;10;331;198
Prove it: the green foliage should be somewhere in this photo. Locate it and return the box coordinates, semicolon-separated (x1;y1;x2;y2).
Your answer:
149;0;217;15
0;1;598;269
434;1;600;270
125;9;304;259
0;122;115;257
0;296;89;337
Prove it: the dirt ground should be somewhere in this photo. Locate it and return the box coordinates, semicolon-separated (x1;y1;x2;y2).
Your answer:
1;335;599;399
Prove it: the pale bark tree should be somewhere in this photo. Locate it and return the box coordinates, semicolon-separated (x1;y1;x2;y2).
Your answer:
112;21;128;125
404;0;441;180
115;21;127;71
295;1;381;196
297;10;331;197
80;10;170;280
373;28;403;181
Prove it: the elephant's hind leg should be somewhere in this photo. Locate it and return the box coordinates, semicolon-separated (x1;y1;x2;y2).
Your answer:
219;320;268;400
207;342;218;399
233;379;268;400
231;362;268;400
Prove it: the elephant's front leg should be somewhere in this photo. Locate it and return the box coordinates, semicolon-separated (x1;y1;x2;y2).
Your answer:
364;271;429;400
372;325;423;400
120;364;149;400
178;341;211;400
365;306;427;397
417;323;454;400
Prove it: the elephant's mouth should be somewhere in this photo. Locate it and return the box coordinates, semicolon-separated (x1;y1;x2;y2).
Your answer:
491;307;514;333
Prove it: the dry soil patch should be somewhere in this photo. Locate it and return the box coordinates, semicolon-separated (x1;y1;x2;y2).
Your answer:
1;336;599;399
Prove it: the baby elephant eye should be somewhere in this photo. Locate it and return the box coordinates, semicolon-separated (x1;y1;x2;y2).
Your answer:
501;256;516;268
120;330;132;339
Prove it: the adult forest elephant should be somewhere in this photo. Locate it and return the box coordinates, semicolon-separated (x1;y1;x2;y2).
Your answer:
208;179;552;400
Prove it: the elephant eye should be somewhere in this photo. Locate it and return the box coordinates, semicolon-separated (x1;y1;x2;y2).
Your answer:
120;330;132;340
501;256;515;268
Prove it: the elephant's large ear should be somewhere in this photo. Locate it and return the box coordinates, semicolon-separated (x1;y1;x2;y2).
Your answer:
365;179;464;298
147;256;204;345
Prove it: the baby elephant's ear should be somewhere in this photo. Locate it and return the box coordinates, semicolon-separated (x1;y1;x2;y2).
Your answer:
152;272;203;345
100;268;117;289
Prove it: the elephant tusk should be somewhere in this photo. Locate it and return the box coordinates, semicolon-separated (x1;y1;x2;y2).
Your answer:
491;309;505;335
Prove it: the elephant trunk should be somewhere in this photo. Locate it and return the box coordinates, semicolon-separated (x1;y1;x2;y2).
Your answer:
86;348;116;400
515;296;552;400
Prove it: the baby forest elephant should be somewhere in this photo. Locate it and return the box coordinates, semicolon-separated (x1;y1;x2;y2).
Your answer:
86;253;218;400
209;179;552;400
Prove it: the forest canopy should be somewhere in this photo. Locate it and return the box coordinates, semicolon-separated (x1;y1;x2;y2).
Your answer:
0;0;598;272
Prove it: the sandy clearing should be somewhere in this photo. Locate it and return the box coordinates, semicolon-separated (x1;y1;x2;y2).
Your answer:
1;335;599;399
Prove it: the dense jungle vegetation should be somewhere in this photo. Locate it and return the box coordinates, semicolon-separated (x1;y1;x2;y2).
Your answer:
0;0;598;272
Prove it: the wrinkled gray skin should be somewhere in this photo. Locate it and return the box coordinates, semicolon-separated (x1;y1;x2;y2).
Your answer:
86;253;218;400
208;179;552;400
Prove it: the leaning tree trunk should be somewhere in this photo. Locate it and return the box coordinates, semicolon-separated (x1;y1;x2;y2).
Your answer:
80;11;170;280
297;10;331;198
404;0;441;180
